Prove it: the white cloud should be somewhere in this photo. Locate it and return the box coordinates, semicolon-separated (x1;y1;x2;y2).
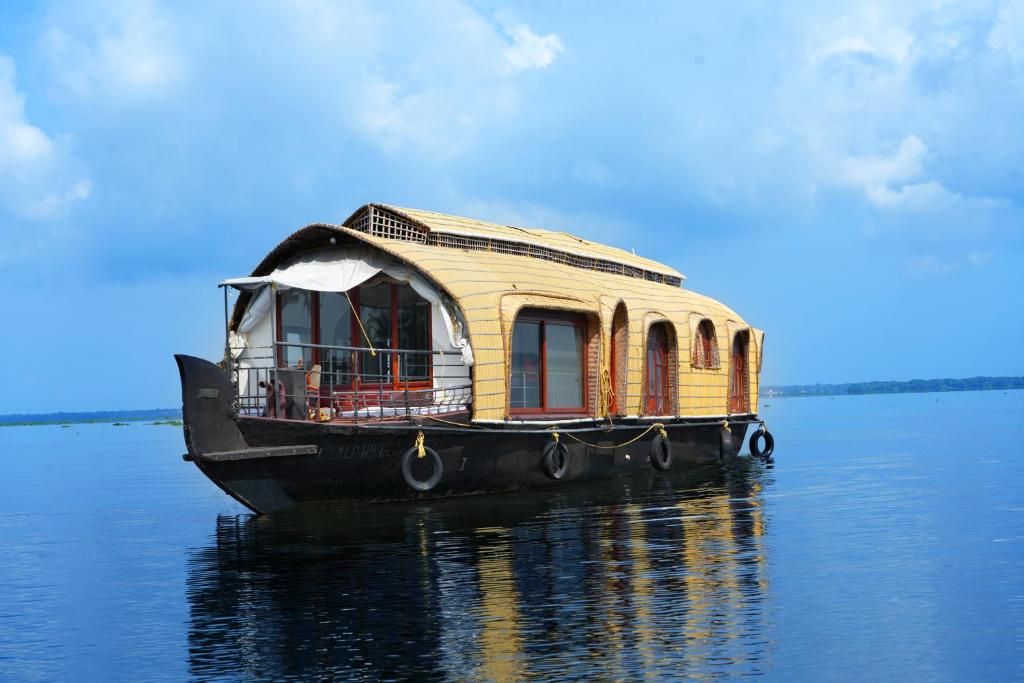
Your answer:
652;2;1021;225
571;160;611;186
443;190;633;251
504;24;565;72
965;251;991;267
0;55;90;220
904;250;993;277
806;6;915;90
40;0;183;103
812;31;912;79
841;135;928;197
16;0;571;214
315;8;563;155
839;135;1004;210
905;253;956;277
355;77;489;157
989;0;1024;65
21;179;92;220
28;0;567;163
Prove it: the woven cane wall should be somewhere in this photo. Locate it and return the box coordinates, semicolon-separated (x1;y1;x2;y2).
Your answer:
609;303;629;413
331;224;756;420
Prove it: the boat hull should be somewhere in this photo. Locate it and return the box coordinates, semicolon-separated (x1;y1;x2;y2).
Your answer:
176;353;757;515
200;418;751;513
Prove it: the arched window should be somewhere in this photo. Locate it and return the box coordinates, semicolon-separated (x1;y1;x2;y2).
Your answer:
609;303;628;415
691;319;720;369
729;330;750;413
644;322;677;415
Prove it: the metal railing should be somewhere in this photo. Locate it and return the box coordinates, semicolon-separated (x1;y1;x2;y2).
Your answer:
231;341;471;423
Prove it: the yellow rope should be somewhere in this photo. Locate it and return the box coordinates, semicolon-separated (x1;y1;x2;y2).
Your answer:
418;416;673;452
345;290;376;357
721;419;731;433
599;366;613;418
555;422;665;450
424;415;485;429
414;430;426;458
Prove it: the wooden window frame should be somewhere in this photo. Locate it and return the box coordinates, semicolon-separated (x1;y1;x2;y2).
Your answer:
691;319;720;369
644;323;671;415
509;310;588;417
275;283;433;393
275;289;316;370
729;331;751;414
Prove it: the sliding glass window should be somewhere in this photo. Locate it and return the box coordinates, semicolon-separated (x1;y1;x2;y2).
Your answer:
278;289;313;368
510;311;586;414
319;292;354;384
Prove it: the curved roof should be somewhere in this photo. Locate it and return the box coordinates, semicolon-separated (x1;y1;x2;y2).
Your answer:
345;204;685;283
231;205;757;419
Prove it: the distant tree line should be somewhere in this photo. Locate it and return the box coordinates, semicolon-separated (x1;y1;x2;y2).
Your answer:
0;408;182;425
766;376;1024;397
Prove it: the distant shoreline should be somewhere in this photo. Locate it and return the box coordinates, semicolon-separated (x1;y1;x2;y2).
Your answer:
0;409;182;428
2;376;1021;425
765;376;1024;398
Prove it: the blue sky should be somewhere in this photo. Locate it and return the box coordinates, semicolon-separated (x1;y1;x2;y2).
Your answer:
1;0;1022;413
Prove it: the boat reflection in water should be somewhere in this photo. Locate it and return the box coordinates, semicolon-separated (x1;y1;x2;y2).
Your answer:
186;459;773;680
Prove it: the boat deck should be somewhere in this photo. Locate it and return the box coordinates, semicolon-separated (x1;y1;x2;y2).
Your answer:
233;341;472;425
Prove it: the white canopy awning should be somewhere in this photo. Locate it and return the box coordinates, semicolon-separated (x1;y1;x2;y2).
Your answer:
223;248;387;293
220;276;271;290
230;247;473;365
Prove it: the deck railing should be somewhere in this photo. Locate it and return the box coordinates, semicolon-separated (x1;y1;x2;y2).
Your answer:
231;341;471;423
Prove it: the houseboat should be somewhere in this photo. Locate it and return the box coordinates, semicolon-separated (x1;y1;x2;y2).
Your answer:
176;204;774;514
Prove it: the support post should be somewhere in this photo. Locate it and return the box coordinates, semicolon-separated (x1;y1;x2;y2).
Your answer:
222;285;230;367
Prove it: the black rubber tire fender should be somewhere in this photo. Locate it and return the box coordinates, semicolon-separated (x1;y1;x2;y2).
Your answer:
649;433;673;471
542;440;570;480
749;430;775;459
401;445;444;492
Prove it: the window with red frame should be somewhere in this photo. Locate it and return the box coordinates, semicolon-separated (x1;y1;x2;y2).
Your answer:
729;331;750;413
691;319;720;369
275;278;430;388
645;323;671;414
510;311;586;414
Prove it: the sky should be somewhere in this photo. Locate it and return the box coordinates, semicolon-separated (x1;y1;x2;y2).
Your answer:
1;0;1022;413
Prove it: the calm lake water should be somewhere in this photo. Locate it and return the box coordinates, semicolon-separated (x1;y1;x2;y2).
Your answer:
2;390;1022;681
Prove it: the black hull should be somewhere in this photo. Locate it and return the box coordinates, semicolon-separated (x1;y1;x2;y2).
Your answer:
176;354;758;514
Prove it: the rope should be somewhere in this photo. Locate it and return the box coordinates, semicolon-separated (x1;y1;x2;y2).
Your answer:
345;290;376;357
414;430;426;458
721;419;731;434
420;411;667;449
554;422;665;450
599;366;613;418
424;415;486;429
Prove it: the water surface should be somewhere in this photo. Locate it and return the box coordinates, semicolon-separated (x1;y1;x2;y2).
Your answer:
1;390;1022;680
